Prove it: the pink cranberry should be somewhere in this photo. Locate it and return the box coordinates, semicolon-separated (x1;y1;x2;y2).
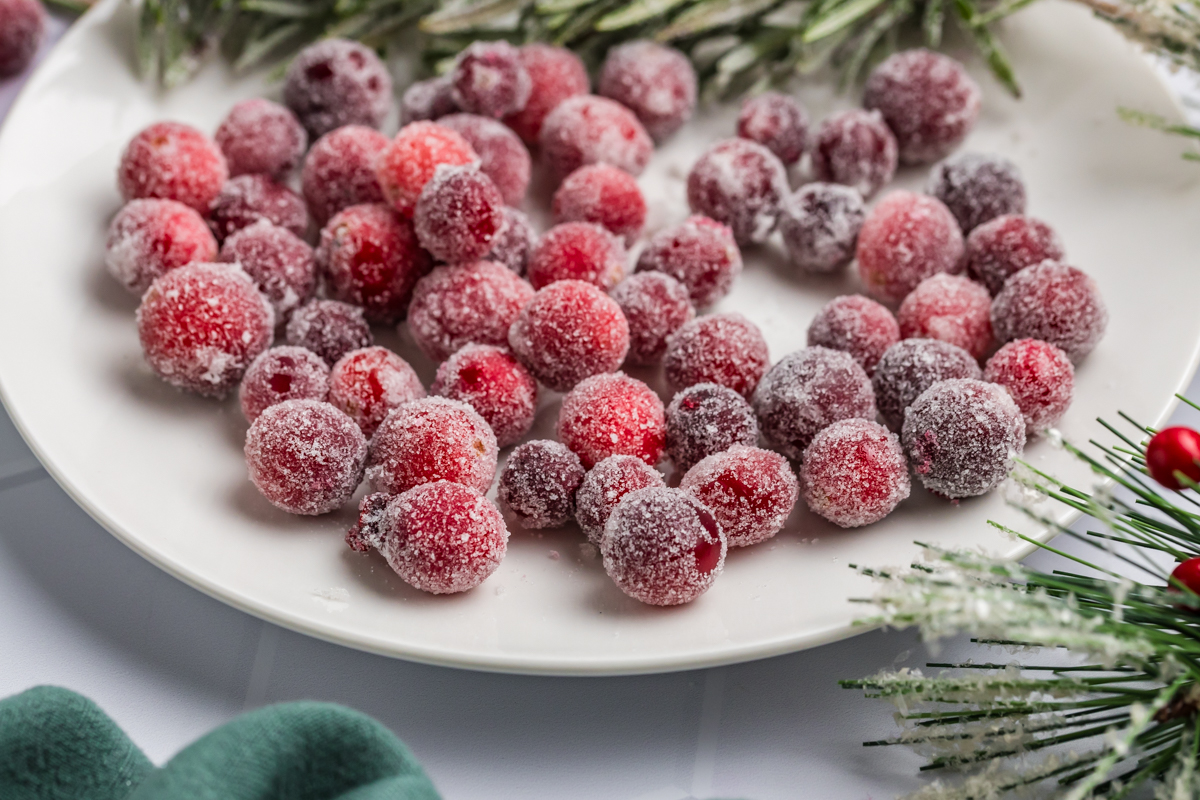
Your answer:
872;338;981;431
207;174;308;242
807;294;900;376
439;113;532;206
983;338;1074;436
407;260;535;362
366;397;498;495
967;214;1065;296
527;221;626;291
503;43;590;145
0;0;43;77
219;220;316;320
928;152;1026;233
376;121;479;217
328;346;425;437
283;39;393;138
239;346;331;423
552;164;646;245
286;299;374;366
558;372;666;469
413;165;506;264
485;207;537;276
118;121;227;213
664;313;769;399
991;261;1107;362
681;443;798;548
665;383;759;474
737;91;809;165
810;109;898;198
106;198;218;294
400;76;458;124
575;456;665;545
800;418;910;527
636;215;742;308
780;183;866;273
687;138;789;245
431;343;538;447
598;40;696;142
301;125;389;225
610;272;694;365
898;273;993;360
498;440;586;529
214;98;307;180
450;41;532;119
856;190;965;303
539;95;654;179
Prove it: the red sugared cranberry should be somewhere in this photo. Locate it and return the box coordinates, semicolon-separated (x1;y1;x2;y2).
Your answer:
800;418;910;527
439;113;532;206
207;174;308;242
601;487;726;606
863;49;981;165
664;313;769;399
219;220;315;320
106;198;217;294
558;372;666;469
598;40;696;142
575;455;665;545
407;260;535;362
991;261;1107;362
872;338;981;431
902;378;1025;498
301;125;389;225
898;273;993;360
737;91;809;165
214;98;307;180
539;95;654;179
681;445;797;547
665;383;759;474
967;214;1065;296
328;346;425;437
498;440;586;529
527;221;626;291
136;262;273;397
414;165;506;264
810;109;897;198
366;397;498;495
283;39;393;138
376;121;479;218
807;294;899;376
610;272;694;366
239;346;331;423
0;0;43;77
687;138;789;245
503;43;590;145
780;183;866;273
636;215;741;307
431;343;538;447
450;41;532;119
286;299;374;366
118;121;227;213
1146;428;1200;491
552;164;646;245
1171;557;1200;595
856;190;965;303
928;152;1026;233
400;76;458;124
245;399;367;515
983;338;1074;436
485;207;537;276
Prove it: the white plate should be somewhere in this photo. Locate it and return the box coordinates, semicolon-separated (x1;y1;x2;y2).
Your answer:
1;0;1198;675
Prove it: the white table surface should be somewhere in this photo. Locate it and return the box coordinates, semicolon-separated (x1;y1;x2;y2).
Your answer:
4;13;1199;799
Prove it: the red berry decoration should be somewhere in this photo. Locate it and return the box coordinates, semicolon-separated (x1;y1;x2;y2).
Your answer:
527;221;626;291
407;260;535;362
450;41;532;119
779;183;867;274
1145;427;1200;491
800;418;910;528
902;378;1026;499
809;109;898;198
872;338;981;431
636;215;742;308
485;207;537;276
214;98;307;180
927;152;1026;233
680;445;798;547
413;165;506;264
752;347;877;459
967;214;1065;296
207;174;308;243
328;346;426;437
552;164;647;245
610;272;695;365
366;397;498;496
856;190;965;304
601;487;725;606
301;125;389;226
439;113;532;207
285;299;374;366
136;263;274;397
663;313;770;399
503;43;590;146
558;372;666;469
983;338;1074;436
118;121;228;213
498;440;586;529
105;198;218;294
991;261;1108;362
574;455;665;545
1171;557;1200;596
665;383;759;474
400;76;458;124
0;0;43;77
597;40;696;142
239;347;331;423
283;39;393;139
508;280;630;392
737;91;809;166
245;400;367;515
347;482;507;595
897;273;993;360
687;138;789;245
539;95;654;180
219;220;316;320
376;121;479;218
431;344;538;447
863;49;982;165
316;203;432;324
807;294;900;376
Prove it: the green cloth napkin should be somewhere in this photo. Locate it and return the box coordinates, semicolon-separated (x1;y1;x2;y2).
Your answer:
0;686;441;800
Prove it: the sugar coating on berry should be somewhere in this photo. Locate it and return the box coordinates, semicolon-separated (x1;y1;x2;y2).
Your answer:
810;109;898;198
602;487;725;606
316;203;432;324
780;183;866;274
432;343;537;447
737;91;809;165
366;397;498;495
219;220;315;320
856;190;965;303
408;260;535;362
401;76;458;124
902;378;1025;499
539;95;654;179
450;41;532;119
207;174;308;243
328;346;426;437
552;164;646;246
302;125;389;225
636;215;742;307
527;221;626;291
991;261;1107;362
681;445;797;547
665;383;759;474
284;39;393;139
967;215;1065;296
0;0;43;77
439;113;532;206
118;121;228;213
239;346;331;423
286;299;374;366
106;198;218;294
806;294;899;376
800;418;909;527
898;273;993;360
503;44;589;145
499;440;586;529
863;49;982;165
687;138;789;245
347;482;507;594
485;207;537;276
984;338;1074;436
245;399;367;515
610;272;694;365
927;152;1026;233
664;313;769;399
215;98;307;180
414;164;506;264
752;347;876;460
598;40;696;142
872;338;981;431
136;262;274;397
558;372;666;469
575;455;665;545
376;121;479;218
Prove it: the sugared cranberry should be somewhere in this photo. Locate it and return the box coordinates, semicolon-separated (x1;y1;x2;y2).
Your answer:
737;91;808;165
400;76;458;124
539;95;654;179
245;399;367;515
872;338;981;431
856;190;965;303
558;372;666;469
118;121;227;213
863;49;981;165
0;0;43;77
598;40;696;142
687;138;789;245
636;215;742;307
407;260;535;362
1171;557;1200;596
450;41;532;119
903;378;1025;499
1148;428;1200;491
106;198;217;294
439;113;532;206
897;273;993;360
752;347;876;459
664;313;769;399
214;98;307;180
967;214;1065;296
376;121;479;217
680;445;797;547
807;294;899;376
665;383;759;474
780;183;866;273
283;39;393;138
526;221;626;291
413;165;506;264
301;125;389;225
285;299;374;366
928;152;1026;233
239;346;331;423
983;338;1074;436
809;109;897;198
219;220;315;320
485;207;537;276
328;346;425;437
366;397;498;495
503;43;590;145
136;262;273;397
800;418;910;527
575;455;665;545
991;261;1107;362
432;343;538;447
610;272;694;365
207;174;308;242
552;164;646;245
498;440;586;529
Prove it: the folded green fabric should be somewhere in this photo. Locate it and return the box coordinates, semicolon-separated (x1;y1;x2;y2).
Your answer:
0;686;441;800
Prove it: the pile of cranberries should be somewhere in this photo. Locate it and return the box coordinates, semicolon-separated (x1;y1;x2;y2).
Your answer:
105;37;1107;607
